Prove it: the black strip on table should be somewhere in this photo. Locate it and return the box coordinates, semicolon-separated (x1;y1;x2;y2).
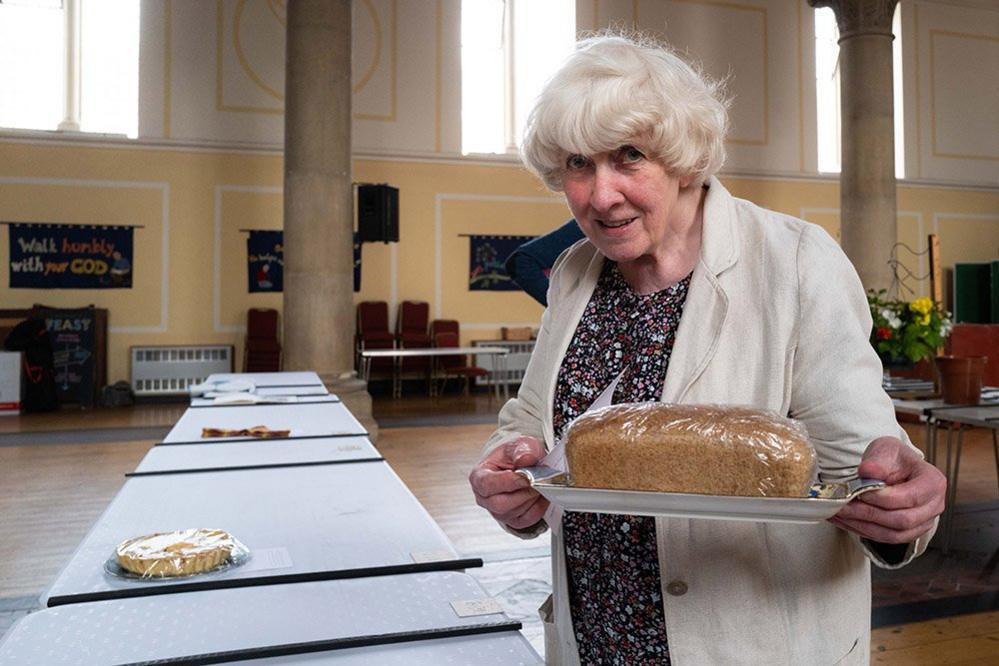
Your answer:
46;558;485;608
120;622;523;666
126;457;385;477
156;432;369;446
188;398;340;409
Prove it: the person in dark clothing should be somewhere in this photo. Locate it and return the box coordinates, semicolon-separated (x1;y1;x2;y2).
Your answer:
504;220;585;306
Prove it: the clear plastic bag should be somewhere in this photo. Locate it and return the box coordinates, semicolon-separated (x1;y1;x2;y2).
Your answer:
106;528;250;580
564;403;817;497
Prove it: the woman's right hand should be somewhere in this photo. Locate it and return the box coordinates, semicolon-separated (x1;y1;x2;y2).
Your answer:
469;436;550;530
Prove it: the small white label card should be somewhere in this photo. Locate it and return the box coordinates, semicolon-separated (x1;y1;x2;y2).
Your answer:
410;549;455;563
337;444;363;452
450;598;505;618
242;547;294;572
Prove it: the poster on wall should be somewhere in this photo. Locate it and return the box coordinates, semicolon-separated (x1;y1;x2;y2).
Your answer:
7;223;134;289
39;307;97;407
468;234;534;291
247;230;284;292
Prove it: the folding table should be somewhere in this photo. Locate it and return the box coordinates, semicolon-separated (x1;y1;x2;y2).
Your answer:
163;402;367;443
189;393;340;408
206;371;326;388
3;573;540;665
42;462;479;607
132;435;380;476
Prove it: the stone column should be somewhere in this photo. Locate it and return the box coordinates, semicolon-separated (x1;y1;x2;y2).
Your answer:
809;0;898;291
284;0;376;438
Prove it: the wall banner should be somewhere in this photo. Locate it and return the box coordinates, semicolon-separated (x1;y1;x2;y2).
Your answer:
469;234;534;291
247;230;284;293
7;223;134;289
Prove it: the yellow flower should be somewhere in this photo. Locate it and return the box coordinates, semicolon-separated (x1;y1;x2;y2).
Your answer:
918;313;931;326
910;298;934;316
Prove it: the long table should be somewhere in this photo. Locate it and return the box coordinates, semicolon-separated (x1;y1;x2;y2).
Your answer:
2;371;539;663
360;347;511;399
2;573;540;665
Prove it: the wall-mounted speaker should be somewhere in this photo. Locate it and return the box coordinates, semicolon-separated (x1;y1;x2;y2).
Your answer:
357;184;399;243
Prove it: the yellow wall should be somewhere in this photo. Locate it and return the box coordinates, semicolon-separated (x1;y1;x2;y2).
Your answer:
1;141;997;383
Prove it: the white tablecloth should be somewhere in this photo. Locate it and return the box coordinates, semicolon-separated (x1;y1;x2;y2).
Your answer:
164;402;366;443
43;463;466;606
133;436;380;475
4;573;540;665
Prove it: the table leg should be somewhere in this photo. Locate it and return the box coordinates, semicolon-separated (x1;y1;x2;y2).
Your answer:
924;419;934;465
502;354;510;401
362;357;372;384
993;429;999;496
493;354;500;401
942;425;965;555
930;419;939;467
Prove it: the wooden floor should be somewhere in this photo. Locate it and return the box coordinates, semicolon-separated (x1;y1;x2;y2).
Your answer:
1;396;997;662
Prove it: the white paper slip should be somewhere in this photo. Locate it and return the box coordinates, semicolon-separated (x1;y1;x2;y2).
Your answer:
450;598;505;618
241;547;294;573
410;549;456;563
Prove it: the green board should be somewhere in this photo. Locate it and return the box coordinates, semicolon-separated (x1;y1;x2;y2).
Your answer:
954;263;991;323
993;261;999;323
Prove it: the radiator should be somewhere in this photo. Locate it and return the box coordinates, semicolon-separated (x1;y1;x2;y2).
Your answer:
472;340;535;386
131;345;234;396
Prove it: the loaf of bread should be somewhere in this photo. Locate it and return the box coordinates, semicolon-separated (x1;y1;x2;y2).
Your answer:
565;404;817;497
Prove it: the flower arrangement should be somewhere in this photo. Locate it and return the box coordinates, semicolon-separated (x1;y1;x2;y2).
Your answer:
867;289;952;364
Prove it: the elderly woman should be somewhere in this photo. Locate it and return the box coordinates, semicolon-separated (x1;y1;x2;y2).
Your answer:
469;34;945;664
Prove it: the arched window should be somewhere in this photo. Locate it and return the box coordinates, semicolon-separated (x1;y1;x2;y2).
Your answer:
461;0;575;155
814;4;905;178
0;0;140;137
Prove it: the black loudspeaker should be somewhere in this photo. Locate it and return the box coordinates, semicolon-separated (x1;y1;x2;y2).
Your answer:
357;184;399;243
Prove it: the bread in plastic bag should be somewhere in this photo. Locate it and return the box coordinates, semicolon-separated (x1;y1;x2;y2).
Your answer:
565;403;817;497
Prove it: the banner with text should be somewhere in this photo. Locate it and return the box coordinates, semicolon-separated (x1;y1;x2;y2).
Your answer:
247;230;284;293
469;234;534;291
8;223;134;289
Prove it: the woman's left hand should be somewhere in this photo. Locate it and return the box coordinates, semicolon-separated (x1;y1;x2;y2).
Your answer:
830;437;947;544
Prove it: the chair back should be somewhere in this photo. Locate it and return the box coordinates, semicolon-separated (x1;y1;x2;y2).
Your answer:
434;331;465;369
398;301;430;336
357;301;389;336
429;319;459;339
247;308;279;341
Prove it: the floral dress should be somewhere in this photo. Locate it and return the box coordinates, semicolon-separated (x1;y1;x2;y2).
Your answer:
553;260;692;664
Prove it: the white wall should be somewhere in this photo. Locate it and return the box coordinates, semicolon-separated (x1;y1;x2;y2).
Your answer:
134;0;999;187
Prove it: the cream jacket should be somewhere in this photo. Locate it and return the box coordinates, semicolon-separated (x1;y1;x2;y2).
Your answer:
481;178;933;665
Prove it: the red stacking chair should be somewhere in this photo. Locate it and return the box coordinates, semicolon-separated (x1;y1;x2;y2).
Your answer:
432;330;487;396
396;301;431;386
356;301;394;377
244;308;281;372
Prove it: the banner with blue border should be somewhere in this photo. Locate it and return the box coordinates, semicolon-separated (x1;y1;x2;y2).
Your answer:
8;223;134;289
469;234;534;291
247;230;284;293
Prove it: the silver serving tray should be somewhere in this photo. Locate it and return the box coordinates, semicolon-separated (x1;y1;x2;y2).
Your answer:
516;466;886;524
